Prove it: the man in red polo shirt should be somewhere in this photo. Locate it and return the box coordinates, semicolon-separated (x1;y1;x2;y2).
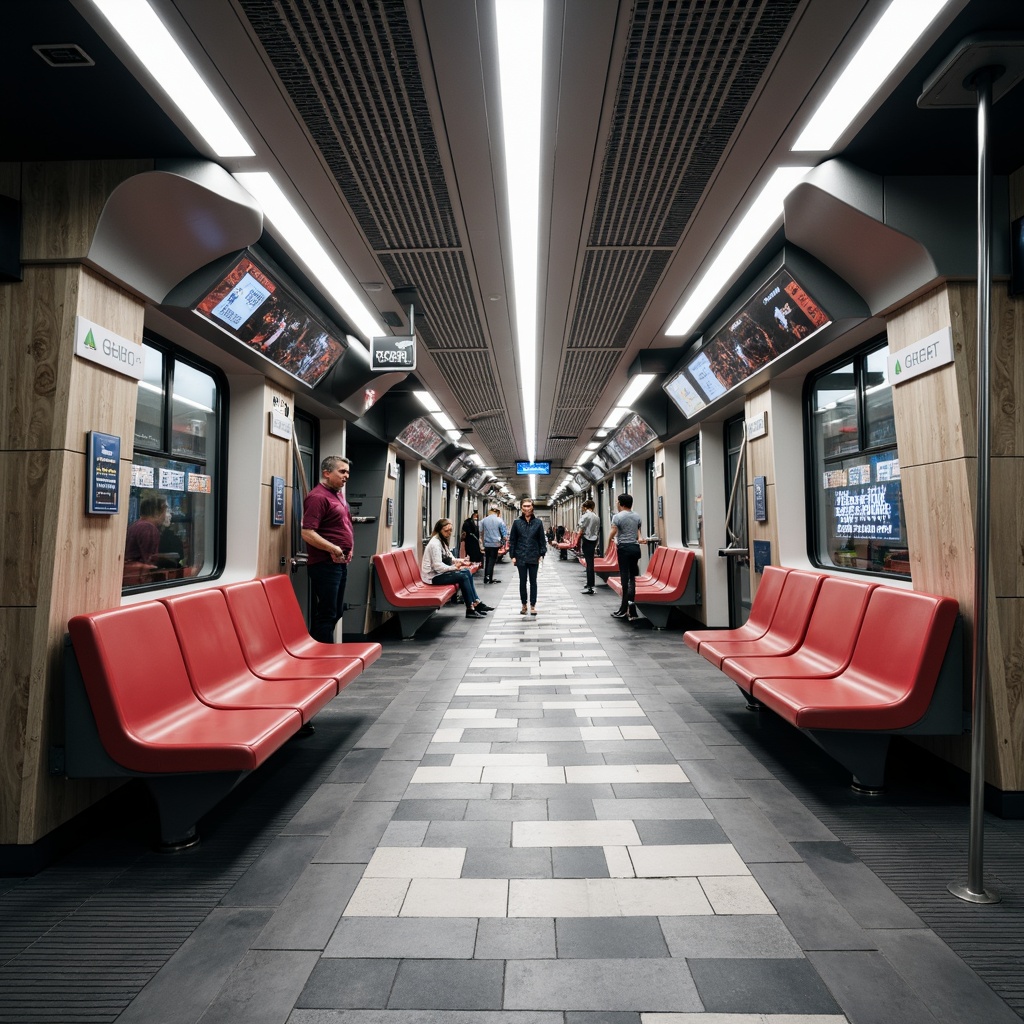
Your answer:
300;455;355;642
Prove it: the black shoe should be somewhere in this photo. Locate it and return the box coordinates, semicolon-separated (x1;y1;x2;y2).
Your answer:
581;587;595;595
476;602;494;612
611;610;627;619
466;609;486;619
490;578;501;584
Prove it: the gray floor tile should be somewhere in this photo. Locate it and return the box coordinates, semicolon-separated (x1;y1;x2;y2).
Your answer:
221;835;327;907
513;783;616;800
392;799;468;821
115;908;274;1024
357;761;419;801
702;744;776;780
750;862;876;951
872;928;1024;1024
793;841;926;929
564;1014;641;1024
705;797;802;863
323;917;478;959
688;957;841;1013
476;918;557;959
327;747;386;784
296;958;399;1008
424;820;512;847
465;799;549;820
197;949;318;1024
547;797;598;820
503;959;701;1011
555;917;668;958
462;847;552;878
382;734;433;760
282;784;362;834
741;779;840;841
388;959;505;1009
551;847;610;878
633;818;729;845
659;915;805;958
355;723;406;748
315;801;398;863
253;863;364;950
609;783;700;799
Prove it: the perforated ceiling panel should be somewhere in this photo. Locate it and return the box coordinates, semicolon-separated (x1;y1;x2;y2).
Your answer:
555;0;799;436
239;0;516;461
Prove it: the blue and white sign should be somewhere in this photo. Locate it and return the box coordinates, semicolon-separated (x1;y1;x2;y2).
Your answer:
516;461;551;475
888;326;953;386
832;480;902;541
87;431;120;515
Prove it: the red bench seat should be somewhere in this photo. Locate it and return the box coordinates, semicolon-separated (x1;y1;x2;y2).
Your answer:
585;539;618;582
684;565;789;655
608;547;698;628
371;548;457;638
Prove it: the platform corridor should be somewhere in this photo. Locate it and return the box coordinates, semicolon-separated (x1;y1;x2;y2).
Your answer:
2;558;1023;1024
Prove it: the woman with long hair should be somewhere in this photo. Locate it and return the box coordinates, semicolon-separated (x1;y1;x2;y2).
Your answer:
420;518;492;619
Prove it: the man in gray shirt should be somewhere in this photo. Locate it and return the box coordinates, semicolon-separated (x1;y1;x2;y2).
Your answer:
578;499;600;594
608;493;644;620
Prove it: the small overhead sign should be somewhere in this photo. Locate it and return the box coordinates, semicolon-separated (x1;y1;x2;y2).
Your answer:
888;326;953;386
370;335;416;371
516;461;551;475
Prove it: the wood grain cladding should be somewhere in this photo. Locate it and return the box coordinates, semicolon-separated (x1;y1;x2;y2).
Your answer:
21;161;150;263
361;451;398;635
888;283;1024;790
257;386;295;579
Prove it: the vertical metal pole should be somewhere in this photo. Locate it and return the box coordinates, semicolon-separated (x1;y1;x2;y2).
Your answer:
949;69;999;905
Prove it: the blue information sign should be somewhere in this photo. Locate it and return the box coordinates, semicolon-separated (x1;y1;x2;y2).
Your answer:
87;431;120;515
516;461;550;475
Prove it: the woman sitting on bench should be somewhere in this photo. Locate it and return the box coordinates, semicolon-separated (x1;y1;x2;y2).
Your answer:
421;518;493;620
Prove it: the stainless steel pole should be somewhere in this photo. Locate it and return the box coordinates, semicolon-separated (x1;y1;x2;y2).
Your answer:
949;67;999;905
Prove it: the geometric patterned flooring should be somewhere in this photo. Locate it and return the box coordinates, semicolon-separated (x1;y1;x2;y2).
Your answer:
1;556;1021;1023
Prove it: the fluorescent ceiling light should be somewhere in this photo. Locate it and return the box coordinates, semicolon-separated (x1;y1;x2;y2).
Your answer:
595;428;609;438
665;166;812;338
792;0;953;152
577;451;594;465
414;390;440;412
585;442;599;450
234;172;384;341
620;373;656;407
446;430;463;441
495;0;544;462
602;407;629;430
88;0;253;158
432;411;456;431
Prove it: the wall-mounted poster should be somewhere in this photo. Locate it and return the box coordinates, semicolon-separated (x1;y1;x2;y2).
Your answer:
87;431;120;514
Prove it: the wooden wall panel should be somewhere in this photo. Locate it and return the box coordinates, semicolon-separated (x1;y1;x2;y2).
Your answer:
992;457;1024;598
257;385;295;579
21;161;149;263
0;607;33;840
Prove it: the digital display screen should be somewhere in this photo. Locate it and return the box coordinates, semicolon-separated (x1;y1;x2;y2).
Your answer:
603;413;657;467
395;416;446;460
669;267;831;413
516;461;551;475
192;253;346;387
445;455;465;475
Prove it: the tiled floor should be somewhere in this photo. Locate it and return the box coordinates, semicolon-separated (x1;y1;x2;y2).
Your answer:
1;557;1022;1023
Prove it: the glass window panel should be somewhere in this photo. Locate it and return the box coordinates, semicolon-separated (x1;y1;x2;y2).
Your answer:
864;347;896;448
133;344;164;450
813;361;858;458
683;438;701;545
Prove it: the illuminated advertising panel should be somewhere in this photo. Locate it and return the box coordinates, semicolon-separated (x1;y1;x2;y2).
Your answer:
395;416;446;460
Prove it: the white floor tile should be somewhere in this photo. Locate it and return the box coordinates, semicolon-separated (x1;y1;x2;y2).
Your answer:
364;846;466;878
613;877;714;915
515;727;584;742
564;764;689;784
575;707;647;717
513;819;641;847
700;875;777;914
579;726;623;741
620;725;660;739
431;728;465;743
443;708;498;719
604;846;635;878
481;765;567;784
507;878;620;917
343;877;409;917
400;877;509;917
628;844;750;877
410;766;482;784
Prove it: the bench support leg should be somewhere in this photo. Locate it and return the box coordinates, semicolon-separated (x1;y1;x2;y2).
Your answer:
737;685;760;711
636;604;672;630
395;609;435;639
805;730;891;793
147;772;247;849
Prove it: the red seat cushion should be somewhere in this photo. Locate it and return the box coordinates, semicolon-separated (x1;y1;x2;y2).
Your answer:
260;574;382;668
160;590;338;724
68;604;300;773
684;565;789;653
754;588;959;730
698;569;823;669
722;577;876;692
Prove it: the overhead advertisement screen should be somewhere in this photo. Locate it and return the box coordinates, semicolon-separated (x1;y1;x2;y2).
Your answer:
603;413;657;467
395;416;446;460
664;267;831;416
192;252;347;388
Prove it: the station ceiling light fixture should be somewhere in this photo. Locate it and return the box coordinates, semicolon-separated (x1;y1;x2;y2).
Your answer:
495;0;544;462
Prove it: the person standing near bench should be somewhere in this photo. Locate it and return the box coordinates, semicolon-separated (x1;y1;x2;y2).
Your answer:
578;498;600;595
509;498;546;616
460;509;483;564
422;518;492;619
608;492;644;621
301;455;354;642
481;506;507;584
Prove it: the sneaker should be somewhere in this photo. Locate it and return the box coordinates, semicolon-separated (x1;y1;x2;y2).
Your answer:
581;587;595;595
476;602;494;612
490;578;501;584
466;609;486;619
611;610;627;619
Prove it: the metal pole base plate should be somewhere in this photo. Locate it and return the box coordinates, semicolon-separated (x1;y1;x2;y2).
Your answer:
948;881;1001;904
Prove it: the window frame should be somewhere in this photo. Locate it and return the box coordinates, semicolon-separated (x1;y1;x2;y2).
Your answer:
122;332;228;593
804;333;908;579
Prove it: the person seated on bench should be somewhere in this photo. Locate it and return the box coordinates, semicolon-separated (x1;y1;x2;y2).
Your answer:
421;518;493;620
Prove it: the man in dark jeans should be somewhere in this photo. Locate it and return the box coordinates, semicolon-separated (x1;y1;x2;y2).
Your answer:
578;498;600;594
300;455;354;642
